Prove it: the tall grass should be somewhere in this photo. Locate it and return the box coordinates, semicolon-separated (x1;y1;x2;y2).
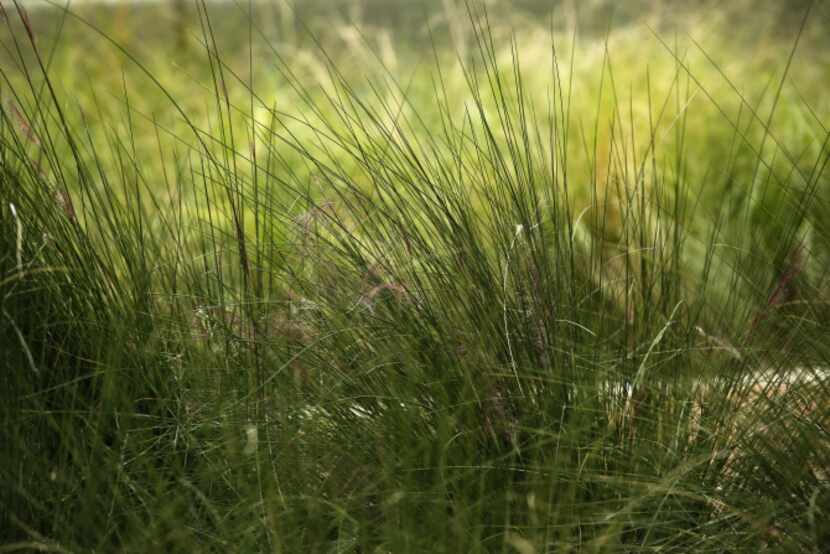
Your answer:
1;0;829;551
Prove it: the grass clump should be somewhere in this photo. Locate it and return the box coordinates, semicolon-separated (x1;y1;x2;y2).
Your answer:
1;0;829;551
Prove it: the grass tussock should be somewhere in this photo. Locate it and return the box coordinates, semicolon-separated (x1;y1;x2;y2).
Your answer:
1;0;829;552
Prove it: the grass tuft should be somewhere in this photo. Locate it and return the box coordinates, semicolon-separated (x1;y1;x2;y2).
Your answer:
1;0;829;551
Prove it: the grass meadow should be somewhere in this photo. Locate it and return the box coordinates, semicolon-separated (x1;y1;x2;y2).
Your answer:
1;0;829;551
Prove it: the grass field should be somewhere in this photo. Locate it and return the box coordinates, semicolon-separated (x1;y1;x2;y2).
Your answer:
2;0;830;551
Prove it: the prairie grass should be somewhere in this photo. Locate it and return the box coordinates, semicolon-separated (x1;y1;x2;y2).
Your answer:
1;0;829;552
